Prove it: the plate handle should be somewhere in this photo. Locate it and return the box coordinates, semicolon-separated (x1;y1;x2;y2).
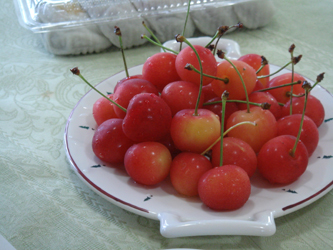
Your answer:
158;210;276;238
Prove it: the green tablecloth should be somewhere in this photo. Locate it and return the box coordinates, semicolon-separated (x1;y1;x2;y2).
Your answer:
1;0;333;249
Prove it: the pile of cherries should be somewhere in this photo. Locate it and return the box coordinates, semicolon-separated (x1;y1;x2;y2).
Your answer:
71;33;325;211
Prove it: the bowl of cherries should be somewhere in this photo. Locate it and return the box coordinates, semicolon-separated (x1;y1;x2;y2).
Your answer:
65;25;333;238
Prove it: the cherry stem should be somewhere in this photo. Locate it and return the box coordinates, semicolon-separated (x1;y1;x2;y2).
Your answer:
205;23;242;48
141;34;179;54
114;26;129;78
256;80;302;92
185;64;228;83
256;56;269;74
179;0;191;51
200;121;256;156
142;22;165;52
219;91;228;166
311;72;325;91
289;46;295;115
223;55;251;113
257;61;292;79
203;99;268;108
176;35;203;116
70;67;127;113
290;81;311;157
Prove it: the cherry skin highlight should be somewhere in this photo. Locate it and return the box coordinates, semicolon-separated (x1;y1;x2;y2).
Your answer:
170;152;213;197
257;135;309;184
124;142;172;186
198;165;251;211
142;52;181;92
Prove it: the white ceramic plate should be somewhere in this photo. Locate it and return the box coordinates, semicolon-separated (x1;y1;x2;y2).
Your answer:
64;41;333;238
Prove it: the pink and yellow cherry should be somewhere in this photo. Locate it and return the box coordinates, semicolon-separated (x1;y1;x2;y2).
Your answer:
142;52;181;92
124;142;172;185
211;137;257;178
92;94;119;126
266;73;305;103
161;80;205;116
277;114;319;157
257;135;308;184
175;45;217;86
114;74;143;93
198;165;251;210
226;106;277;153
280;94;325;127
113;78;159;118
238;53;270;87
170;152;213;197
237;91;282;120
170;109;221;154
92;118;135;165
122;93;172;142
211;60;257;100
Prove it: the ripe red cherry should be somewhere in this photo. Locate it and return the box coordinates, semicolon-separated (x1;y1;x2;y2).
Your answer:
113;78;159;118
226;106;277;153
92;118;135;165
211;137;257;178
142;52;181;92
92;94;118;126
202;83;218;102
238;53;270;87
281;94;325;127
124;142;172;186
277;114;319;157
170;152;212;197
237;91;282;120
161;80;205;116
175;45;217;86
114;74;143;93
211;60;257;100
122;93;172;142
266;73;306;103
257;135;308;184
170;109;221;154
198;165;251;210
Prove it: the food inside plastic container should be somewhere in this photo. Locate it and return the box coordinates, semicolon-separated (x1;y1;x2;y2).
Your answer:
13;0;275;55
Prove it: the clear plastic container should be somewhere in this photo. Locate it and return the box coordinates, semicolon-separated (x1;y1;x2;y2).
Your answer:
13;0;275;55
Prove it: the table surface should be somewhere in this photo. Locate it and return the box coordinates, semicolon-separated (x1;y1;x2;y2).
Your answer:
1;0;333;249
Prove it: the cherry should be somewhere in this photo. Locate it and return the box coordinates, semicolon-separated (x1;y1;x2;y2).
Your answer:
124;142;172;186
113;78;159;118
277;114;319;157
238;53;270;87
175;45;217;86
252;79;265;92
114;74;143;93
92;118;135;165
266;73;305;103
170;152;212;197
161;80;205;116
211;137;257;178
122;93;172;142
237;91;282;120
202;83;218;102
226;106;277;153
257;135;308;184
92;94;119;126
211;59;257;100
142;52;181;92
170;109;221;154
280;94;325;127
198;165;251;210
